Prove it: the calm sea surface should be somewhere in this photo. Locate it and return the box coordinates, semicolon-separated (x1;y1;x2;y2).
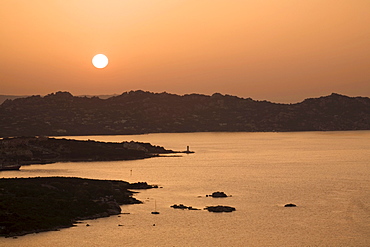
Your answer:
1;131;369;246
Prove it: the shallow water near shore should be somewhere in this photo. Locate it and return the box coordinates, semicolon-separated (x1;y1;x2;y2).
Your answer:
1;131;370;246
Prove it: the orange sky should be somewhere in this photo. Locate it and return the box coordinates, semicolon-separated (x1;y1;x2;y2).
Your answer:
1;0;369;103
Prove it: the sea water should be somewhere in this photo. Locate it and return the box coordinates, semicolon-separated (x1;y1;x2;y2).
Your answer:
1;131;369;246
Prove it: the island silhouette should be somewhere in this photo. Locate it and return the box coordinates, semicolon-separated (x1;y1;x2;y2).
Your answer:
0;91;369;137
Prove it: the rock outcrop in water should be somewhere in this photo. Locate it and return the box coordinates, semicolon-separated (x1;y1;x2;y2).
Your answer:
204;205;236;213
0;91;369;137
207;191;228;198
170;204;200;210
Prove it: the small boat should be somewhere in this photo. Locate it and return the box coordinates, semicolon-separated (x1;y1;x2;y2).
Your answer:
151;200;160;214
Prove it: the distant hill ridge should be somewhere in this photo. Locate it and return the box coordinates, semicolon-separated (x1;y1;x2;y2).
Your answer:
0;93;117;104
0;90;369;137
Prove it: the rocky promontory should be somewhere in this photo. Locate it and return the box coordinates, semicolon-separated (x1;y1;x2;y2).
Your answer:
0;177;157;237
0;136;174;169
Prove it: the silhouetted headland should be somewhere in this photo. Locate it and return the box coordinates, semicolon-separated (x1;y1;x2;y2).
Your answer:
0;91;369;137
0;177;158;237
0;136;176;169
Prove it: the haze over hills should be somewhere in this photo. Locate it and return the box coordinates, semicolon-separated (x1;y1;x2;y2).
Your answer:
0;94;118;104
0;95;28;104
0;91;369;137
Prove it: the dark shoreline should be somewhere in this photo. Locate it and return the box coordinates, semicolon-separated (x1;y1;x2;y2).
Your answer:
0;136;176;170
0;177;157;237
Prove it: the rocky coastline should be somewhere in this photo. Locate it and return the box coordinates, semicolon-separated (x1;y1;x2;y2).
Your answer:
0;177;157;237
0;136;176;170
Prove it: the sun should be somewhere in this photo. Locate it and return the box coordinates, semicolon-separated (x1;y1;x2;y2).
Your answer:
92;54;108;69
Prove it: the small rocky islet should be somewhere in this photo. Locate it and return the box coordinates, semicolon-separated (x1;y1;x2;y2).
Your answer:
204;205;236;213
170;204;236;213
206;191;229;198
170;204;200;210
204;191;235;212
170;191;236;213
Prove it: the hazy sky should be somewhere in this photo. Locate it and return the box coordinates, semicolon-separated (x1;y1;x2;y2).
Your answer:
1;0;369;103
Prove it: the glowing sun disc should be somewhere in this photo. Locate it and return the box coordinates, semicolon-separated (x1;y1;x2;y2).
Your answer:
92;54;108;68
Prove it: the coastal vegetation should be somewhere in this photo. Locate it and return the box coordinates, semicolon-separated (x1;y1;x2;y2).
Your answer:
0;177;157;237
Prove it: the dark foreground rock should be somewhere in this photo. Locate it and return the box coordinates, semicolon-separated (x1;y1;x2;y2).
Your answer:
204;205;236;213
284;203;297;207
0;177;156;237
